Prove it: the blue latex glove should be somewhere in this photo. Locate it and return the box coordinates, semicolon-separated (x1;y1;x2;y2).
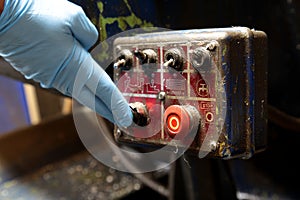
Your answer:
0;0;133;127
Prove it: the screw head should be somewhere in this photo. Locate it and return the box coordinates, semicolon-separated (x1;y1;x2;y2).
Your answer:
206;41;218;51
116;128;122;136
158;91;166;100
210;141;217;151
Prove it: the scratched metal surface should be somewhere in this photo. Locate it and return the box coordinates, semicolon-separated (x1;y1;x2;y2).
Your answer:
0;151;142;200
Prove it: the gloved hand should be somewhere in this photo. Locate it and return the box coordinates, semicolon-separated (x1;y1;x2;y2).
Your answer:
0;0;133;127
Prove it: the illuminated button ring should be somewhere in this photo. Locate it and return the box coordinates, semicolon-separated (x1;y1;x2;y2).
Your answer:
164;105;201;139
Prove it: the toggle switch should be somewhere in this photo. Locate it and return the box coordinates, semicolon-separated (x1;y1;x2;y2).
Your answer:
114;49;133;70
163;48;184;71
134;49;157;64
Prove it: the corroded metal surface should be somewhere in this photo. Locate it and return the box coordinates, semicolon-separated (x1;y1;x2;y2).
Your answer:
0;113;84;184
0;151;141;200
112;27;268;159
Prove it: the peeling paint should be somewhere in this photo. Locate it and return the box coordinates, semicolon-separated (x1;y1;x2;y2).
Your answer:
95;1;154;61
97;0;153;38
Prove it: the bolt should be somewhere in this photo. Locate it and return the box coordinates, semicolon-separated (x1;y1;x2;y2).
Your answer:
158;91;166;100
116;128;122;137
206;41;218;51
210;141;217;151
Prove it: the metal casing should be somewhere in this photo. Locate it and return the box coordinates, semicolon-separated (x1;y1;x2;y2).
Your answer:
113;27;268;159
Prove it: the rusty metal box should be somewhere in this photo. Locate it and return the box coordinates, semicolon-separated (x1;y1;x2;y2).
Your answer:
113;27;268;159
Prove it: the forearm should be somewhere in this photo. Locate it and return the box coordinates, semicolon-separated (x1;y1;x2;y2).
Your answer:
0;0;4;14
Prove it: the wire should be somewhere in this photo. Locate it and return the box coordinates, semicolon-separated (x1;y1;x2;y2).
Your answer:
179;156;196;200
268;104;300;132
96;116;170;197
167;161;176;200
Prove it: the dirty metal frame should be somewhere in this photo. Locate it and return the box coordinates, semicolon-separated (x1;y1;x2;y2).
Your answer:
214;27;268;159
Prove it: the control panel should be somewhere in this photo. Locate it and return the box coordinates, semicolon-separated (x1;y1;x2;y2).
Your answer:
113;27;268;159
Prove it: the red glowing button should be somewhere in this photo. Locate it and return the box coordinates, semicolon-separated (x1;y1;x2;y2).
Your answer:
167;114;180;132
164;105;191;138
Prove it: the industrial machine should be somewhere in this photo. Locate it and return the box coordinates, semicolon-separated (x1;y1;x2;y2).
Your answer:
112;27;268;160
3;0;300;199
